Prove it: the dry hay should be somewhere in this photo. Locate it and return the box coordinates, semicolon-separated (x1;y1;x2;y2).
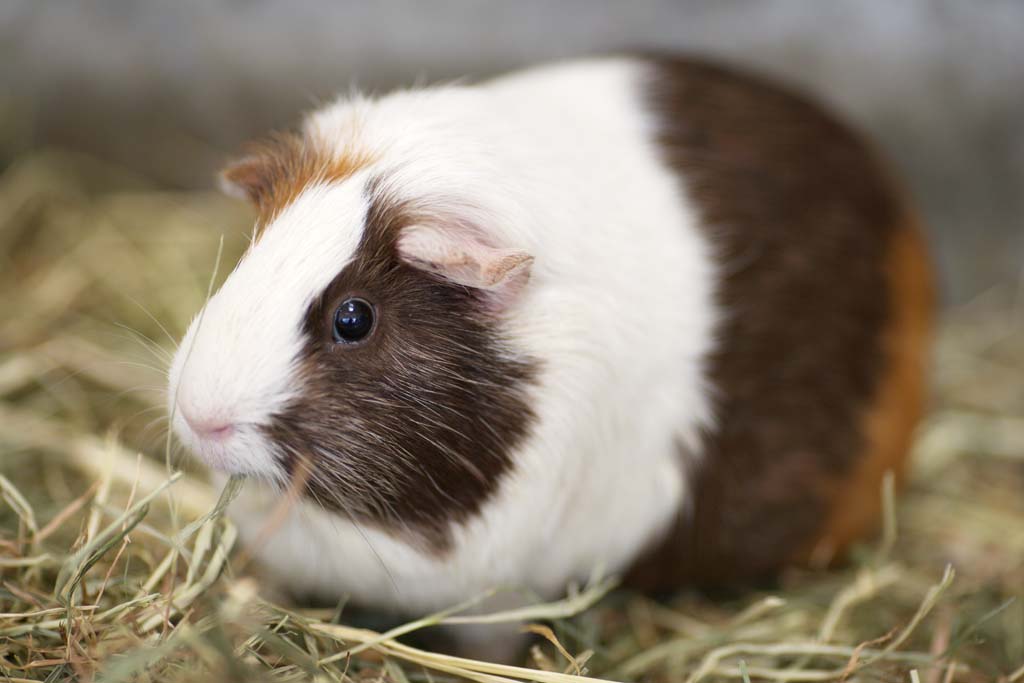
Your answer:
0;149;1022;682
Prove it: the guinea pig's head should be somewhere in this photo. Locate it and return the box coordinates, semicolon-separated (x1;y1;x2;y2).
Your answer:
167;130;538;547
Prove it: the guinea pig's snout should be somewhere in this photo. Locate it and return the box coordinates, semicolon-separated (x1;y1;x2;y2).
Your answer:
165;266;302;481
169;386;285;478
171;384;238;443
180;408;236;443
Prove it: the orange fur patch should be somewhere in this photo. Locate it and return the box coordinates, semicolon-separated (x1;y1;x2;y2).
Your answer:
809;216;934;561
221;132;375;235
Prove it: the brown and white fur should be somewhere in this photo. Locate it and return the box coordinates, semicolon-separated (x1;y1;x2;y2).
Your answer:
168;56;932;630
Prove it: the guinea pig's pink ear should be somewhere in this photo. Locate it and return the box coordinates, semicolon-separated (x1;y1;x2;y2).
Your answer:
397;224;534;302
218;155;270;205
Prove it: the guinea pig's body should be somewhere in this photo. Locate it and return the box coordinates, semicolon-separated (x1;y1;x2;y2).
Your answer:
169;56;931;616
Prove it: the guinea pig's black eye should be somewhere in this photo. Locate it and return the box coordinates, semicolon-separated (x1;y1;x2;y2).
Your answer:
332;298;375;344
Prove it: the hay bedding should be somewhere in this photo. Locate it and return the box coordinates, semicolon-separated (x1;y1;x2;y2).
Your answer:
0;149;1021;682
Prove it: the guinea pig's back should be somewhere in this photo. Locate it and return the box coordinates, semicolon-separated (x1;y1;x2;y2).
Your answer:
629;56;933;587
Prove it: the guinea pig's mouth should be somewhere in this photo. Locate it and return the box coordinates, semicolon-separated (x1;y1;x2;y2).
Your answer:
171;410;285;480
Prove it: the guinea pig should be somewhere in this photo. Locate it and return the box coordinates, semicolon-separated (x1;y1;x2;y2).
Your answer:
168;55;932;619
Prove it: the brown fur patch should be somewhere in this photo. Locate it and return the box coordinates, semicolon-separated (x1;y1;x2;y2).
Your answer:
261;182;539;553
220;132;375;233
627;56;933;589
806;219;933;561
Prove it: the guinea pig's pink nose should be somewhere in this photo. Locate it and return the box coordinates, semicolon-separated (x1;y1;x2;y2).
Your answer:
181;409;236;442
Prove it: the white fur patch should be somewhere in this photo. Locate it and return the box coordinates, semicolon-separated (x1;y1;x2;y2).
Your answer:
168;177;371;481
170;57;718;614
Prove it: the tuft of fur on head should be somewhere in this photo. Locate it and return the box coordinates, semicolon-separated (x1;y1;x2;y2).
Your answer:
220;124;376;234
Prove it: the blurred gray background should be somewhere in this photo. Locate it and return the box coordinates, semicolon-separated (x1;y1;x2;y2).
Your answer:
2;0;1022;305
